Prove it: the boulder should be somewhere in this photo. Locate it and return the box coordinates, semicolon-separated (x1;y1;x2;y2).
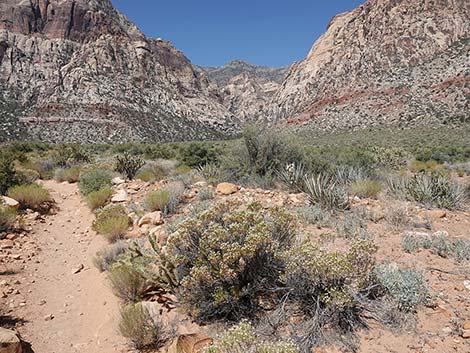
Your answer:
138;212;164;227
215;182;239;195
112;177;125;185
166;333;212;353
111;190;128;203
1;197;19;210
0;328;23;353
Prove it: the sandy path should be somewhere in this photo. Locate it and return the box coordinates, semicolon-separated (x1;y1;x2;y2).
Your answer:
19;180;127;353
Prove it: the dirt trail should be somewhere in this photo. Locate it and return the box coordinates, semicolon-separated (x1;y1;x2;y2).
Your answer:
19;180;127;353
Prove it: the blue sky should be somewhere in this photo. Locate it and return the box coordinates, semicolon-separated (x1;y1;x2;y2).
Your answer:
111;0;365;67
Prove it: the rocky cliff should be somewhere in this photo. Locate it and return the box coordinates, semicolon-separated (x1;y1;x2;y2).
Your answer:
0;0;238;143
200;60;288;122
270;0;470;131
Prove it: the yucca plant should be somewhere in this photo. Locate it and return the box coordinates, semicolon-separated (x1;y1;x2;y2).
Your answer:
277;162;307;192
303;173;350;211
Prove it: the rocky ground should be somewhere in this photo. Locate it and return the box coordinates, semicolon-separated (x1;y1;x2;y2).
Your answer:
1;176;470;352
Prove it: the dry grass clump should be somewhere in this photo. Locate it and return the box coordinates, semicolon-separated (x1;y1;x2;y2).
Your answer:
350;179;382;199
8;184;53;212
54;165;81;183
93;241;129;272
92;205;130;242
145;190;170;212
119;303;171;350
108;263;147;303
0;206;16;233
86;187;113;210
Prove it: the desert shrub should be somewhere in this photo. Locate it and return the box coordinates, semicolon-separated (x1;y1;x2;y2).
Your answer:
135;161;167;182
198;188;214;201
197;163;221;184
135;169;156;182
163;182;185;215
0;151;19;194
350;179;382;199
165;216;187;235
8;184;52;212
387;173;466;209
0;206;16;233
172;164;192;176
115;152;145;180
335;214;368;239
54;165;81;183
86;187;113;210
296;206;331;228
384;205;410;229
453;239;470;263
409;160;443;173
277;163;307;192
145;190;170;212
108;262;147;303
335;165;370;185
119;303;171;350
92;205;130;242
16;168;40;185
374;263;428;312
78;168;113;195
205;320;298;353
281;240;377;350
93;241;129;272
180;142;220;167
55;144;91;167
432;232;452;258
401;233;420;253
165;201;296;322
303;173;350;211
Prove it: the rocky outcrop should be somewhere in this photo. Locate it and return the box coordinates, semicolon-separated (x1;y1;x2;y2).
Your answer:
200;60;287;122
270;0;470;131
0;0;238;143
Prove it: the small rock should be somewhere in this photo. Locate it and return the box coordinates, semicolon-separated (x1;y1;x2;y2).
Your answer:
463;280;470;291
111;190;128;203
112;177;125;185
462;330;470;339
1;196;19;210
44;314;54;321
138;212;164;227
193;181;208;188
216;182;239;195
0;327;23;353
0;239;14;249
463;321;470;330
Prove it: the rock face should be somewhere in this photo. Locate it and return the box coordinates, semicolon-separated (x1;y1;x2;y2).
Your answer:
269;0;470;131
0;0;238;143
200;60;288;122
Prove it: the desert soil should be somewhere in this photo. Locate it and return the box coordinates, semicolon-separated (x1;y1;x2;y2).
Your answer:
5;180;127;353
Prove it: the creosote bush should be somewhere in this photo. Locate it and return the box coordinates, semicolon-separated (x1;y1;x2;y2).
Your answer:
205;320;298;353
92;205;130;242
8;184;52;212
115;152;145;180
0;151;19;194
119;303;171;350
78;168;113;195
166;201;296;322
86;187;113;210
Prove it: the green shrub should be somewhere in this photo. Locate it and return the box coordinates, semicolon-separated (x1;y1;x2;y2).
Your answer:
281;240;377;350
198;188;214;201
205;320;298;353
385;205;410;230
145;190;170;212
54;165;81;183
92;205;130;242
350;179;382;199
78;168;113;195
108;263;147;302
8;184;52;212
374;263;428;312
197;163;221;184
296;205;331;227
17;168;40;184
165;201;296;322
115;152;145;180
453;239;470;263
303;173;350;211
86;187;113;210
30;156;58;179
93;241;129;272
180;142;220;167
0;151;19;194
335;214;368;239
0;206;16;233
119;303;171;350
